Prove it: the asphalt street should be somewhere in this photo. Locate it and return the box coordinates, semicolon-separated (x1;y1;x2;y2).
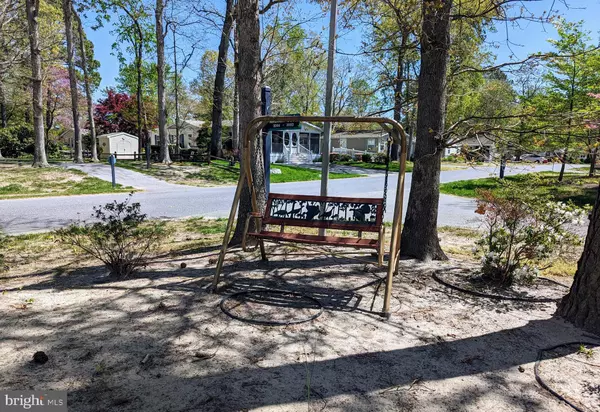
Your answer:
0;162;578;234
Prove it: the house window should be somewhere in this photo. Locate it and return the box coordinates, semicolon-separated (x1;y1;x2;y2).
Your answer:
284;132;290;146
310;133;320;153
272;131;283;153
291;133;298;147
300;133;309;148
367;138;377;151
340;138;347;148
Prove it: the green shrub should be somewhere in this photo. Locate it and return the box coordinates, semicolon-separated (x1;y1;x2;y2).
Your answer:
337;154;352;162
313;156;322;162
473;184;587;285
373;152;388;164
361;153;372;163
0;124;35;158
57;194;168;278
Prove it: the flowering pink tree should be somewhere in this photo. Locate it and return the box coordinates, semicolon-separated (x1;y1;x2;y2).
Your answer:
43;66;71;136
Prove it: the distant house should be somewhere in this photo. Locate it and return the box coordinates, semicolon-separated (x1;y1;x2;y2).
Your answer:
98;132;139;159
446;135;497;161
269;121;322;164
331;130;387;154
160;120;234;149
57;128;90;149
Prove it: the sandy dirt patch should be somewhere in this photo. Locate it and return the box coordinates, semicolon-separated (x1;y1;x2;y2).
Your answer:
0;233;597;412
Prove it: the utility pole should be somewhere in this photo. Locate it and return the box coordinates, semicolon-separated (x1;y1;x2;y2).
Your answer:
319;0;337;236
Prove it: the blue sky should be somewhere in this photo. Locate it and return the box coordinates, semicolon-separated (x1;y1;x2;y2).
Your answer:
83;0;600;99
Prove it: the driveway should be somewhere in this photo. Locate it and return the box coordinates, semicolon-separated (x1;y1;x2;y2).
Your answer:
0;163;580;234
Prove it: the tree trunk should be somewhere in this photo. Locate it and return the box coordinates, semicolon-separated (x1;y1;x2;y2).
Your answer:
155;0;171;163
557;183;600;334
400;0;452;261
230;0;265;244
136;42;143;157
75;11;98;162
25;0;48;167
45;87;53;137
590;147;597;178
232;19;239;152
173;30;180;155
210;0;235;158
0;77;6;128
62;0;83;163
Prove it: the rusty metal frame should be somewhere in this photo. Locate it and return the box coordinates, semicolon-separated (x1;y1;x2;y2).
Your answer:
212;115;407;318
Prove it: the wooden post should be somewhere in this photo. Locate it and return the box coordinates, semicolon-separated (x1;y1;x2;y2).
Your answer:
383;129;407;316
212;168;246;290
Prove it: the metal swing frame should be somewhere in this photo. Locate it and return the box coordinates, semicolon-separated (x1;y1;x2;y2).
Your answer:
211;115;408;318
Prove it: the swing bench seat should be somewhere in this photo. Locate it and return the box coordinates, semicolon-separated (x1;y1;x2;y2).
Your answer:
244;193;386;266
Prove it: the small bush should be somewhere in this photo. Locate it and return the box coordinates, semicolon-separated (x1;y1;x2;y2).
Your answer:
473;184;587;286
373;152;388;164
443;154;464;163
353;154;363;162
337;154;352;162
57;194;168;278
313;156;322;162
361;153;372;163
329;153;339;162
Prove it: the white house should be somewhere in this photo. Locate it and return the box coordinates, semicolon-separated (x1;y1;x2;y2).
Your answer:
331;130;388;154
98;132;139;159
157;120;235;149
269;121;322;164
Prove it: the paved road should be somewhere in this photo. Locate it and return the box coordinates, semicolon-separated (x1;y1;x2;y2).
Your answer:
0;163;579;234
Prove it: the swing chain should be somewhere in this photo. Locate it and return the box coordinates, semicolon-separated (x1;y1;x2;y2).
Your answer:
382;136;392;213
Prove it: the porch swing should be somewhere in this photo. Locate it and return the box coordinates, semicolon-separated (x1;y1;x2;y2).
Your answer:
212;115;408;318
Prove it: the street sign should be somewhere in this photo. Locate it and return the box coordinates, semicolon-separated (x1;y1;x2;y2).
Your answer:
264;121;301;131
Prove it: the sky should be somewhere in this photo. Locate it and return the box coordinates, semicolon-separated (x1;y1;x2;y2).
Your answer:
82;0;600;99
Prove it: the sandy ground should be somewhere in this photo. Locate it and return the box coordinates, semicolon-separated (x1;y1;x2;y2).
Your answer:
0;235;598;411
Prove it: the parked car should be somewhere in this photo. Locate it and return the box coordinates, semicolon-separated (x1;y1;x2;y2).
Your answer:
521;154;548;163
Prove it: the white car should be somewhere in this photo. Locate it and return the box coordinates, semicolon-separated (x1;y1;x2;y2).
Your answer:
521;154;548;163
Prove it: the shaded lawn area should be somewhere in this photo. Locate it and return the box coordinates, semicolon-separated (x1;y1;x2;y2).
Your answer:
440;171;600;207
0;163;132;200
117;160;363;186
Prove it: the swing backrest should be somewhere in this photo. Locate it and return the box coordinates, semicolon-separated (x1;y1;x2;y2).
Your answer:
262;193;384;232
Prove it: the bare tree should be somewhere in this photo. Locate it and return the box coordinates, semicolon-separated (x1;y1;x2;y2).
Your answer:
62;0;83;163
74;10;98;162
210;0;235;158
557;183;600;334
230;0;265;244
25;0;49;167
155;0;171;163
400;0;452;260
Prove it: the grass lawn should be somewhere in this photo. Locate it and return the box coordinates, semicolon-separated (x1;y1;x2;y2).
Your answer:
440;171;599;207
333;160;477;173
117;160;363;186
0;163;132;200
334;160;414;173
